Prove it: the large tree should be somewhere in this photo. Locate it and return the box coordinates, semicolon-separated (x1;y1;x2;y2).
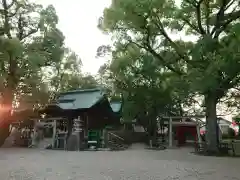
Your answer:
97;44;191;137
99;0;240;152
47;41;100;95
0;0;65;145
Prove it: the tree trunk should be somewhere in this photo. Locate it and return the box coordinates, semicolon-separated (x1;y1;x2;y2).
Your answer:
0;7;18;147
0;122;10;146
205;93;219;153
0;85;15;147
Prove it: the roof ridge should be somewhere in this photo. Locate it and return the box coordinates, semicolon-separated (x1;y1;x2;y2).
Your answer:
59;87;105;95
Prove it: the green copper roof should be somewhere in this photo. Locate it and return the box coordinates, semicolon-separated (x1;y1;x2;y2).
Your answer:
56;88;106;110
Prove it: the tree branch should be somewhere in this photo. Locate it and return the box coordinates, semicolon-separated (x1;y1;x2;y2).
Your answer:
2;0;12;38
7;51;18;87
8;4;21;17
223;9;240;22
17;15;23;40
21;28;39;40
204;0;210;34
152;15;192;65
217;72;240;100
185;0;197;7
196;0;206;35
17;14;39;41
181;17;201;34
214;8;240;38
214;18;233;38
210;2;240;38
224;0;236;11
129;9;193;70
7;0;16;9
0;59;6;74
211;0;228;36
126;38;182;75
145;43;183;75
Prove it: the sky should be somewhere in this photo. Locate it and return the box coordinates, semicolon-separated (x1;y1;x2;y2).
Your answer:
36;0;193;75
38;0;112;75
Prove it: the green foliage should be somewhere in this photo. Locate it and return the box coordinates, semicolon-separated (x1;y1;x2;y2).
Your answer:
100;0;240;96
46;47;98;100
0;0;98;108
0;0;100;146
98;44;189;126
99;0;240;149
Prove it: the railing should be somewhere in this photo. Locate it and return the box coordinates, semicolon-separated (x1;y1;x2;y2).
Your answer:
107;132;127;150
108;132;124;141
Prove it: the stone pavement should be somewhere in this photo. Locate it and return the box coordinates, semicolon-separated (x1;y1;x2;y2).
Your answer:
0;147;239;180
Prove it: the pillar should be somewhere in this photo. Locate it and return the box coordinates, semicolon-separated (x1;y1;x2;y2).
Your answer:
196;119;202;144
73;117;80;151
169;117;173;147
52;120;57;148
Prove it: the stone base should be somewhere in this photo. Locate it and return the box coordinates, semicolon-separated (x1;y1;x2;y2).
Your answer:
66;134;86;151
66;134;81;151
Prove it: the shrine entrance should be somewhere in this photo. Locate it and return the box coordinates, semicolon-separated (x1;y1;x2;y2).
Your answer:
161;116;204;148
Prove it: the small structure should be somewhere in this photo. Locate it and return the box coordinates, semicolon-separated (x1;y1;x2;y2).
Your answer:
38;88;121;150
10;109;39;147
162;116;203;148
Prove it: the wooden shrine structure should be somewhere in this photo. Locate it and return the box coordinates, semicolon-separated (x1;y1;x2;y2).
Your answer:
9;88;122;150
35;88;122;150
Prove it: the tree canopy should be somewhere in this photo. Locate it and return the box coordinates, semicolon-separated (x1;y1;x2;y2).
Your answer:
98;0;240;152
0;0;98;145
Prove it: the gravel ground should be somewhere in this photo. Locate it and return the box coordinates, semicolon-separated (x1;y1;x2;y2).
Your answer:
0;147;239;180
